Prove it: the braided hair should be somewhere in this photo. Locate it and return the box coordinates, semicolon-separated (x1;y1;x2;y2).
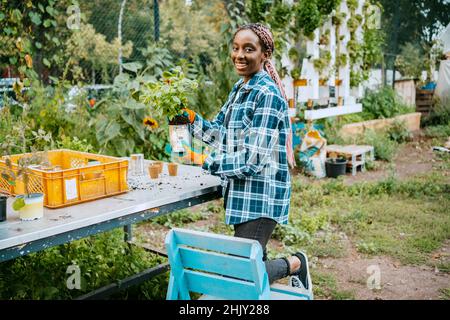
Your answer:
233;23;295;168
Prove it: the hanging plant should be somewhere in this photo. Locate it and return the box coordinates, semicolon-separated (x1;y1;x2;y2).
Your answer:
336;53;348;68
347;16;359;33
347;39;363;65
313;50;331;79
317;0;342;16
350;69;364;87
331;12;347;26
267;1;293;30
346;0;358;12
294;0;322;38
319;29;330;45
290;68;300;80
288;47;300;65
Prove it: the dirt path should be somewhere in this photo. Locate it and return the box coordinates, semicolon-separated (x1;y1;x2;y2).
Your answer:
313;239;450;300
343;136;437;184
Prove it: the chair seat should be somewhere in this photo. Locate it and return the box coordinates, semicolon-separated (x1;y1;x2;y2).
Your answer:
199;283;311;300
165;228;313;300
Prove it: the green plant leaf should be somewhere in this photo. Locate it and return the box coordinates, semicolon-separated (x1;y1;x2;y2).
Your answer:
105;122;121;141
43;19;52;28
29;12;42;25
122;62;143;73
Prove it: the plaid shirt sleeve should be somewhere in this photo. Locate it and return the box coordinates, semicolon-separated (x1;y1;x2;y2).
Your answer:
190;82;242;152
202;92;284;179
190;109;226;151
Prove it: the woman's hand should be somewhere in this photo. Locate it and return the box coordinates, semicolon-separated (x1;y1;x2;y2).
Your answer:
177;141;208;165
181;108;196;124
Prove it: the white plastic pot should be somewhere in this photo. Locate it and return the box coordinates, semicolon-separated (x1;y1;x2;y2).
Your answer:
15;193;44;221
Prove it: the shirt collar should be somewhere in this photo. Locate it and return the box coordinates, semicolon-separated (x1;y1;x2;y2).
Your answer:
233;70;268;92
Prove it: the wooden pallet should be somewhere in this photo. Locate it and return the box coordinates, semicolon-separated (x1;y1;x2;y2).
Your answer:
326;145;375;176
415;89;434;115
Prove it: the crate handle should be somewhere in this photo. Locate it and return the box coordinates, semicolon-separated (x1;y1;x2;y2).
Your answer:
80;172;104;181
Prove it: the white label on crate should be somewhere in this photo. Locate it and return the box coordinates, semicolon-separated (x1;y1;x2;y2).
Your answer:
65;178;78;201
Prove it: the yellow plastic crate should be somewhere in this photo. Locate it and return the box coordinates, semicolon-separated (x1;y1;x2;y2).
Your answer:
0;149;129;208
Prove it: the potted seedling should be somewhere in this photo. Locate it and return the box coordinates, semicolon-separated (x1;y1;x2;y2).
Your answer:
0;153;47;221
139;67;198;155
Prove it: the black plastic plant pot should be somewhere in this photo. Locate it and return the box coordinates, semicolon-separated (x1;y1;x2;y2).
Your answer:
0;195;7;222
168;114;190;125
325;158;348;178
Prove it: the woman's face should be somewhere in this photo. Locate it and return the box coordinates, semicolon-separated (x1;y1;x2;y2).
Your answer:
231;29;268;82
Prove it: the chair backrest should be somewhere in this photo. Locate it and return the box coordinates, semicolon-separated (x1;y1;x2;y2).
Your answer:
165;227;271;300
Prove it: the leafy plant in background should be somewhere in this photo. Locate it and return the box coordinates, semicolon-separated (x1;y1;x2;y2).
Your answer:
361;86;414;119
91;63;169;160
387;120;413;143
395;42;424;80
317;0;341;16
160;0;224;62
360;129;398;162
0;0;81;83
0;229;168;299
65;22;133;83
422;97;450;127
246;0;271;23
138;41;176;79
294;0;322;39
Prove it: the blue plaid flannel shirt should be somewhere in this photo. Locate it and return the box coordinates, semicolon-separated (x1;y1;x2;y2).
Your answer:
190;71;291;225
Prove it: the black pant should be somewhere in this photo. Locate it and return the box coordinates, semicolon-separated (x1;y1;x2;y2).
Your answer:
233;217;290;284
224;184;290;283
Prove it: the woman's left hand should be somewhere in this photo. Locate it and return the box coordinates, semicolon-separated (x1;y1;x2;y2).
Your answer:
175;141;209;165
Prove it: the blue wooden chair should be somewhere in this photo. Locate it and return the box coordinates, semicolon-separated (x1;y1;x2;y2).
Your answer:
165;227;313;300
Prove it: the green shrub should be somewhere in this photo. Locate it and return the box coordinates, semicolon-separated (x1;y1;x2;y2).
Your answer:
151;209;206;227
422;97;450;127
272;223;312;246
0;229;167;300
387;120;413;143
424;124;450;139
361;86;415;120
361;129;398;161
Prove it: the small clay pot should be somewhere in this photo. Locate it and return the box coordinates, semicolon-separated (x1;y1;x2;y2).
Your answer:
154;161;163;174
168;163;178;176
148;165;160;179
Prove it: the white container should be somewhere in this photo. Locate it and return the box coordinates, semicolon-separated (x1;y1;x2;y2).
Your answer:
16;193;44;221
169;124;191;153
129;154;144;176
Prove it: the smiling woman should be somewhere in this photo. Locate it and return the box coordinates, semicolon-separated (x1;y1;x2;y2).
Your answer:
177;23;312;294
231;29;268;82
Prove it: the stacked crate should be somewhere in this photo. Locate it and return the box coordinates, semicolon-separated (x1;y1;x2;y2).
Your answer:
415;89;434;115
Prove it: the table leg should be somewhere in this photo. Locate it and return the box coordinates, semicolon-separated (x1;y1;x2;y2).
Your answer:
362;153;366;172
124;224;133;242
352;154;356;176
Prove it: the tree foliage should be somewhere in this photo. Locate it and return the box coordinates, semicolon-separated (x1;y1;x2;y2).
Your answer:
380;0;450;56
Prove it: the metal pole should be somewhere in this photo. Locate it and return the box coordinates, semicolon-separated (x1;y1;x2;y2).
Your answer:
154;0;160;42
118;0;128;74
